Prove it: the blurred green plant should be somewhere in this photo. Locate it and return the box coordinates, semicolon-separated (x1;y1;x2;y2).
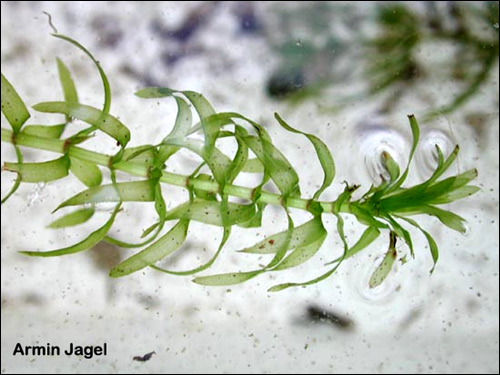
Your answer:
1;34;479;291
265;2;498;117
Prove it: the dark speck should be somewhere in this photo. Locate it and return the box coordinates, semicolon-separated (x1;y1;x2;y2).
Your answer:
133;351;155;362
305;305;354;331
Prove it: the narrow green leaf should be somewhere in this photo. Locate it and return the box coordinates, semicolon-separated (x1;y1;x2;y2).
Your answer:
1;73;30;133
430;185;480;204
21;124;65;139
397;216;439;274
237;202;266;228
418;205;467;233
141;222;160;238
164;199;256;226
53;34;111;114
386;114;420;192
424;145;459;186
241;158;264;173
20;204;120;257
123;145;158;166
239;216;326;254
268;262;342;292
56;58;79;123
135;87;218;148
3;156;69;183
48;207;95;228
369;232;397;288
109;220;189;277
325;226;381;265
381;150;400;183
32;101;130;146
275;113;335;199
350;203;388;229
384;215;414;257
243;135;300;197
70;157;102;187
56;180;156;210
273;233;326;271
193;270;260;286
1;145;23;204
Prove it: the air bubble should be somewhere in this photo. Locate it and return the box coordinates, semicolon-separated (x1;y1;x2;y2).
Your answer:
27;182;47;207
416;129;455;179
353;249;401;303
357;122;408;185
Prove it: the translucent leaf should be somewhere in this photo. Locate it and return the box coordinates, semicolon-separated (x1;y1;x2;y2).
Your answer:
53;34;111;114
135;87;219;150
56;57;78;123
268;263;342;292
384;215;414;256
20;204;120;257
239;216;326;254
325;226;381;265
425;145;459;185
273;233;326;271
164;199;256;226
1;73;30;133
242;135;300;197
241;158;264;173
163;137;232;185
397;216;439;274
275;113;335;199
237;202;266;228
381;150;400;183
109;219;189;277
386;114;420;193
70;157;102;187
430;185;480;204
193;270;261;286
3;156;69;183
1;145;22;204
350;203;388;229
123;145;158;167
141;222;160;238
418;205;467;233
32;102;130;146
56;180;156;210
48;207;95;228
21;124;65;139
369;232;397;288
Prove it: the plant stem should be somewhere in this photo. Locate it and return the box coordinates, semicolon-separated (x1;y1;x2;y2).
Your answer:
1;127;344;214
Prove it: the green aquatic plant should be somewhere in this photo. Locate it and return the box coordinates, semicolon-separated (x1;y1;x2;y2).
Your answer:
1;34;479;291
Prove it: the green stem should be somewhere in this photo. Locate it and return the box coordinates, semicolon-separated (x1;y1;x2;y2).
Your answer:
1;128;345;214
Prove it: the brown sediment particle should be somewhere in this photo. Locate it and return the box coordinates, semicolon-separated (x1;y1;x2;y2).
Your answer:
63;138;73;153
250;187;258;201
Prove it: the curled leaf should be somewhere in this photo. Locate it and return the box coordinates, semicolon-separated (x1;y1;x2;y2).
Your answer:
21;204;120;257
33;102;130;146
110;220;189;277
164;199;256;226
56;180;156;210
275;113;335;199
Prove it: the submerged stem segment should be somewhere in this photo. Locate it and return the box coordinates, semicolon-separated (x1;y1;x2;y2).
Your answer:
1;128;340;214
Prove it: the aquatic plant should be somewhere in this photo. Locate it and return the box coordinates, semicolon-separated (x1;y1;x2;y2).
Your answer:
1;34;479;291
